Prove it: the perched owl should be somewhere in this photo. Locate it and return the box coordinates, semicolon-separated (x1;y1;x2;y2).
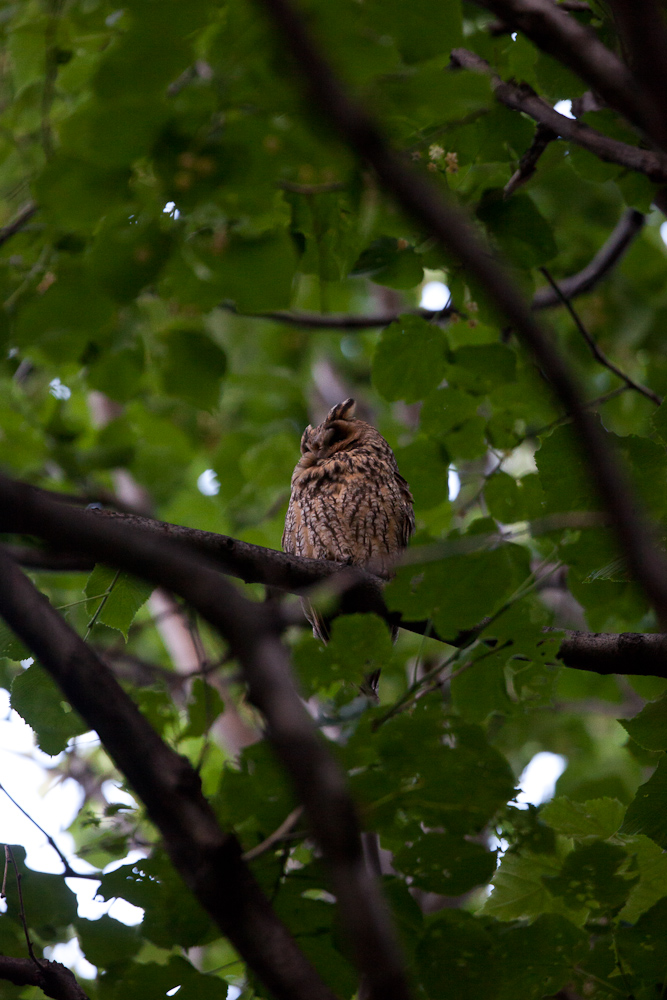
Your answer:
283;398;415;642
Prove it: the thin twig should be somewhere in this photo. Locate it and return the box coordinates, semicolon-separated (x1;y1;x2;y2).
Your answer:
0;785;100;881
504;123;558;197
0;203;38;248
5;846;40;966
539;267;662;406
243;806;305;861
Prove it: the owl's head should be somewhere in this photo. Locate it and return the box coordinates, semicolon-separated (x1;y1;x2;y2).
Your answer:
299;398;369;464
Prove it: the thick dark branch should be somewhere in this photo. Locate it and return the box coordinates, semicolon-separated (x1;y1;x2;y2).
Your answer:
0;203;38;248
0;479;411;1000
0;547;337;1000
556;630;667;677
9;495;667;679
0;956;89;1000
256;0;667;628
533;208;645;308
489;0;591;34
606;0;667;151
450;48;667;182
471;0;650;139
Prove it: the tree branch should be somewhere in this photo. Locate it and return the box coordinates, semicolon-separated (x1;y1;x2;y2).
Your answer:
504;122;558;197
532;208;645;308
0;547;340;1000
0;479;412;1000
222;301;455;328
0;955;89;1000
450;48;667;182
7;494;667;679
605;0;667;150
0;203;38;248
556;630;667;676
224;206;644;326
255;0;667;629
471;0;651;140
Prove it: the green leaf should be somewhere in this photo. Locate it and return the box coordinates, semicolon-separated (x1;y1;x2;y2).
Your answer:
76;915;141;968
483;849;579;922
620;835;667;923
622;692;667;751
394;832;496;895
541;796;625;842
0;620;31;662
622;754;667;847
416;910;500;1000
11;663;88;756
477;190;558;268
445;343;517;396
495;915;587;1000
394;437;451;509
35;156;131;231
350;237;423;288
616;896;667;992
160;328;227;409
372;316;448;403
365;0;462;63
183;678;225;738
2;846;78;933
85;566;153;639
162;229;298;311
543;840;636;911
386;542;530;638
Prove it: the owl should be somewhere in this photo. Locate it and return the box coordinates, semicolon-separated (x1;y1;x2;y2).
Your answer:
283;398;415;642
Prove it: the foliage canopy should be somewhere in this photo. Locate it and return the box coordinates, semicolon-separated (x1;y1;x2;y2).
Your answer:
1;0;667;998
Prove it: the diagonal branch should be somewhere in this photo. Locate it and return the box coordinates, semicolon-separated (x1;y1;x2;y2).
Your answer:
504;122;558;197
532;207;645;308
0;203;38;248
471;0;652;140
0;478;412;1000
450;48;667;182
0;545;338;1000
255;0;667;628
539;266;662;405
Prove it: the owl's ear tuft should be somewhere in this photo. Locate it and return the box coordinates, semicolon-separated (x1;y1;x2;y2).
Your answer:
328;398;356;422
300;426;314;453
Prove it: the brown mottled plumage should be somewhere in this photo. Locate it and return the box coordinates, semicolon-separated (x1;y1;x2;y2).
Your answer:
283;398;415;642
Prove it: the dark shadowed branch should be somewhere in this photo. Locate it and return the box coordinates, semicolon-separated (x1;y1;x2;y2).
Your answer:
6;488;667;679
450;48;667;182
0;955;89;1000
504;123;558;197
0;478;412;1000
255;0;667;629
0;545;340;1000
605;0;667;150
471;0;650;138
